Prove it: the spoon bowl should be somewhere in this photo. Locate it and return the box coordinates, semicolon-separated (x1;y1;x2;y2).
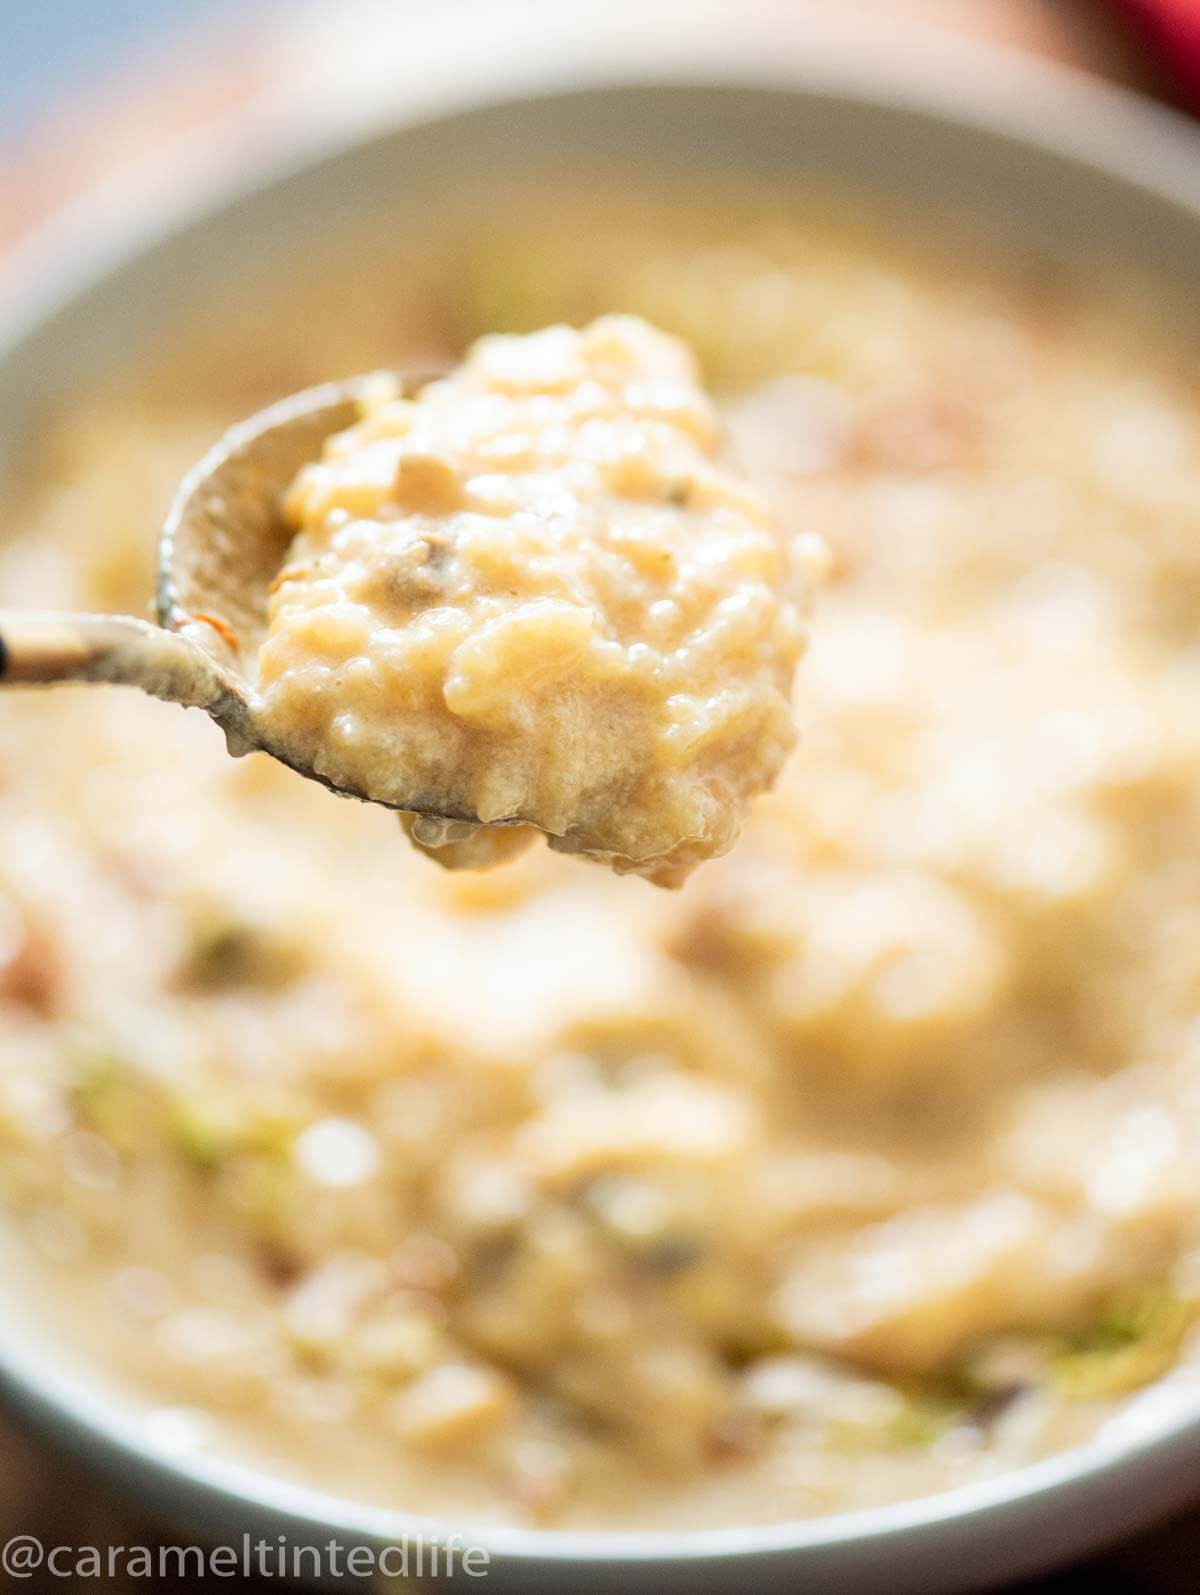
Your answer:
157;376;367;677
0;368;464;817
155;375;368;771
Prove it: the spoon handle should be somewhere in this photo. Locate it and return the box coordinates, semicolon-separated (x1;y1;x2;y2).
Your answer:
0;610;233;712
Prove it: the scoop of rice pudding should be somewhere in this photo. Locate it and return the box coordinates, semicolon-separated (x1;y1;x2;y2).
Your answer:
256;317;816;885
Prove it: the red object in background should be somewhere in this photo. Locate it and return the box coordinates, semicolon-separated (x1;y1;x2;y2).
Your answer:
1112;0;1200;109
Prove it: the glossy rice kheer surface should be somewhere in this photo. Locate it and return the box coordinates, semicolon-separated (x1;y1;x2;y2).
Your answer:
3;181;1200;1530
258;316;811;884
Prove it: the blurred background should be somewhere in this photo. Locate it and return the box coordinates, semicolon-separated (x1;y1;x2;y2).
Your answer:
1;0;1200;1591
0;0;1195;258
1;0;250;138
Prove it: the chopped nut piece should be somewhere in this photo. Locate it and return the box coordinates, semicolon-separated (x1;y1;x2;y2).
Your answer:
387;1364;517;1450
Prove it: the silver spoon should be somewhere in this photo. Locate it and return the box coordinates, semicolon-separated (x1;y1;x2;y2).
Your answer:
0;370;481;822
